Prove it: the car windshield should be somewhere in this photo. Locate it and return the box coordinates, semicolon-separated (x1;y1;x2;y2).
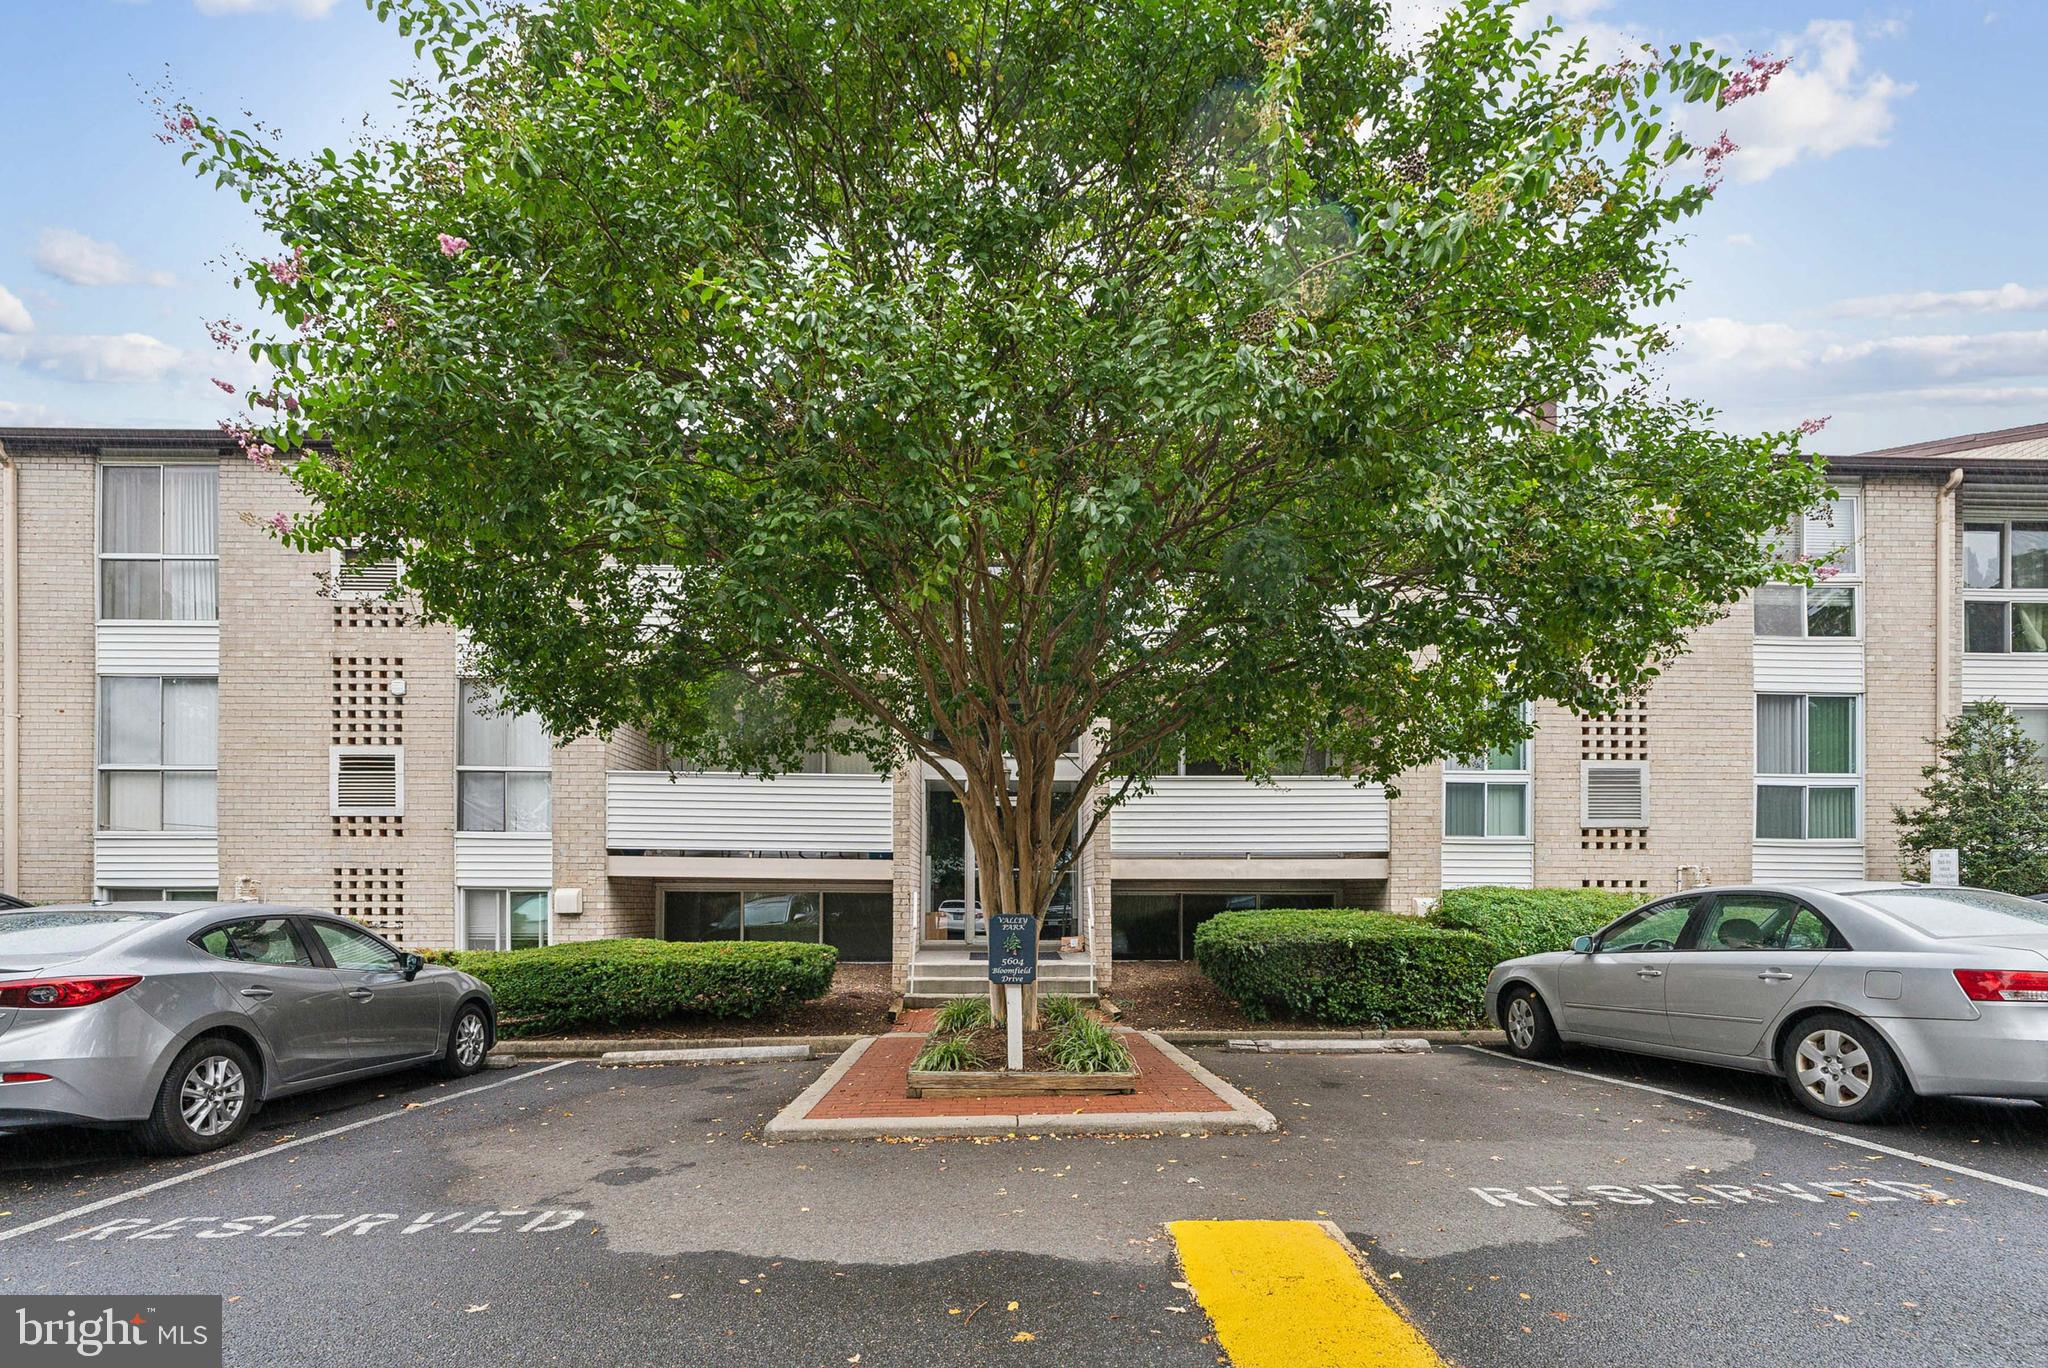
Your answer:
1853;888;2048;938
0;909;166;957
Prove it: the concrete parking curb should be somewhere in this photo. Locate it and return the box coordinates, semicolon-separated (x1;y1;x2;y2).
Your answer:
760;1032;1277;1142
1157;1028;1506;1046
498;1027;1504;1057
600;1044;817;1065
1225;1037;1431;1054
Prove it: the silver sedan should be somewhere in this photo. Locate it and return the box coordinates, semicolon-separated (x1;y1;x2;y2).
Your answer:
0;901;496;1153
1484;883;2048;1123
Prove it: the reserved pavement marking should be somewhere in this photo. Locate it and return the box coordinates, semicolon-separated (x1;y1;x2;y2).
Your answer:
51;1208;589;1243
1463;1046;2048;1201
0;1059;579;1244
1469;1177;1951;1209
1170;1219;1443;1368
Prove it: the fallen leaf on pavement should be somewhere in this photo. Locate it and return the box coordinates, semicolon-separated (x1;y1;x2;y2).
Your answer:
1012;1332;1036;1342
464;1304;488;1314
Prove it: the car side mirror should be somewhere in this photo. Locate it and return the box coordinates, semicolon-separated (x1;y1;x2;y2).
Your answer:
1570;935;1595;955
400;952;425;981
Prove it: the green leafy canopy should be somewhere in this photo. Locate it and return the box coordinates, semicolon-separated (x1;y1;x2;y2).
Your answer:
178;0;1826;920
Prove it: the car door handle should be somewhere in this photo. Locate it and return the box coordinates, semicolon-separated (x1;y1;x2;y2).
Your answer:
1636;968;1664;979
239;986;274;1000
1757;971;1795;982
348;988;374;1001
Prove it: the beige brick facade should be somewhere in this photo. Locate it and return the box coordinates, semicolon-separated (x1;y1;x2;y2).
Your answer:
2;424;2043;977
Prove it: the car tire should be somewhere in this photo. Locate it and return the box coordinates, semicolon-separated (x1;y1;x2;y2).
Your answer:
1779;1012;1909;1124
1500;984;1562;1060
138;1036;260;1155
438;1002;492;1078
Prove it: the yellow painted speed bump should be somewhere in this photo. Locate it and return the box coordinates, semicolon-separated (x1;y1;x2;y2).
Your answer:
1169;1219;1445;1368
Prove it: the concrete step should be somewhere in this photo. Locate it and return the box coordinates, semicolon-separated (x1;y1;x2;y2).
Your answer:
904;992;1103;1008
907;975;1097;999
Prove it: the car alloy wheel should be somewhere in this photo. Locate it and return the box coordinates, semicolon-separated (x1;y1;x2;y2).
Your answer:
455;1011;487;1069
179;1055;247;1138
1506;996;1538;1052
1794;1027;1872;1109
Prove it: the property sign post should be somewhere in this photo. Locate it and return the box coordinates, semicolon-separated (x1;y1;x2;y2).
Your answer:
988;913;1038;1071
1929;848;1960;887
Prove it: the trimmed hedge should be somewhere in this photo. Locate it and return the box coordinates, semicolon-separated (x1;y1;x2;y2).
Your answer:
1428;886;1638;962
442;938;837;1037
1192;910;1496;1027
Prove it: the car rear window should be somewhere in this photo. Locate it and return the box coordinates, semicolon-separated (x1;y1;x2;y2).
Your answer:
1854;888;2048;937
0;909;165;957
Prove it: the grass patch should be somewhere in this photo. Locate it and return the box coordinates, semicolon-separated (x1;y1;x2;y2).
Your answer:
934;995;993;1032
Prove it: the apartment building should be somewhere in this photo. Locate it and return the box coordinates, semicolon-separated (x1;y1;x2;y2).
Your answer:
3;423;2046;998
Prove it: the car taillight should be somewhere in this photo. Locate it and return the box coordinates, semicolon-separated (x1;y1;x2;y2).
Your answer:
0;1073;51;1083
1954;969;2048;1003
0;976;142;1009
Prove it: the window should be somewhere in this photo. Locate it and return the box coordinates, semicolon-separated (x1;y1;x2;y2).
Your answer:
1598;898;1697;952
103;888;217;903
461;889;549;951
1691;894;1834;952
97;677;217;831
1755;694;1860;840
457;682;551;832
2016;708;2048;776
656;888;893;960
307;918;403;971
1757;496;1860;639
99;463;218;621
195;917;313;966
1962;520;2048;652
1445;727;1531;839
1171;745;1331;777
1107;889;1338;960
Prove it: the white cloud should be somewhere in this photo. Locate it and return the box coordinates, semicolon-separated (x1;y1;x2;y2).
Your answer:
0;400;64;426
1671;317;2048;400
1724;232;1758;248
0;283;31;334
193;0;341;14
1715;20;1913;183
0;332;186;384
1832;283;2048;319
32;228;177;289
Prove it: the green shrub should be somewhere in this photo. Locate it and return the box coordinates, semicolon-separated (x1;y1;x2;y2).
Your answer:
1047;1016;1133;1073
935;996;993;1032
1428;886;1639;962
1192;909;1497;1027
913;1033;984;1071
445;938;837;1037
1038;993;1084;1029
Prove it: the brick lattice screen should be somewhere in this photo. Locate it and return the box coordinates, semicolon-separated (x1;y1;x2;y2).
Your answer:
331;655;404;837
1580;701;1648;853
331;866;407;939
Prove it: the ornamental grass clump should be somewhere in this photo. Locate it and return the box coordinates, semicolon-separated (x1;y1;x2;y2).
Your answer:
1047;1016;1134;1074
934;996;993;1032
912;1032;984;1072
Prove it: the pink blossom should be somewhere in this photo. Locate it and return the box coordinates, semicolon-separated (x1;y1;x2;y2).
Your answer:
266;512;291;534
218;420;279;468
1797;415;1831;437
178;113;197;131
205;318;243;350
1814;565;1841;580
1723;54;1790;105
210;377;236;395
1700;132;1739;192
438;233;470;258
265;248;304;287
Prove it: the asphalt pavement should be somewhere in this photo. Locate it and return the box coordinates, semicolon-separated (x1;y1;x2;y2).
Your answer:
0;1042;2043;1367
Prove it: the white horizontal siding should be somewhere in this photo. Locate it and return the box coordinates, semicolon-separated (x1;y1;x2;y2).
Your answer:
1960;488;2048;521
454;832;553;886
1440;840;1534;890
1753;638;1863;693
1753;840;1865;882
1109;777;1390;856
95;622;219;675
93;831;220;888
1962;654;2048;705
606;771;893;853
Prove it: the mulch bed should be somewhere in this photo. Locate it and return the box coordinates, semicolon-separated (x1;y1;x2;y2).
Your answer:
1106;959;1271;1031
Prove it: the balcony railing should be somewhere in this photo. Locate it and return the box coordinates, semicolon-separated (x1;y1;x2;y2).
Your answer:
1109;776;1390;857
606;771;894;856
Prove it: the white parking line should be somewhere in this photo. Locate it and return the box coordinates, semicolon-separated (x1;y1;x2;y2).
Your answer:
0;1059;580;1244
1461;1045;2048;1201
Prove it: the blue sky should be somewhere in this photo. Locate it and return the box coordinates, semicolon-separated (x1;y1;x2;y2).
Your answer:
1;0;2042;454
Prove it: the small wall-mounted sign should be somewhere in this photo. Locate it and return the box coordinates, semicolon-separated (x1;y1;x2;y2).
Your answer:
987;914;1038;985
1928;848;1960;887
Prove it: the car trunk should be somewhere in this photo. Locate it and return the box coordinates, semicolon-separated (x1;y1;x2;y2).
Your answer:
1948;934;2048;961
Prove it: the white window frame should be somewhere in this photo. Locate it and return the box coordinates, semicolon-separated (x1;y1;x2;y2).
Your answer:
1443;706;1533;840
97;888;218;903
330;546;404;602
330;744;406;817
1753;581;1860;640
2013;706;2048;777
1758;494;1861;641
1579;760;1650;828
459;888;551;951
96;676;218;832
1961;518;2048;654
456;681;552;833
96;459;220;624
1754;693;1863;842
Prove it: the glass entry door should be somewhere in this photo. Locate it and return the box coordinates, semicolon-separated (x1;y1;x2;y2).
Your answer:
924;782;1081;945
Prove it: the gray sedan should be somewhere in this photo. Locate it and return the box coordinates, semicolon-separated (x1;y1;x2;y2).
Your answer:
0;902;496;1153
1485;883;2048;1123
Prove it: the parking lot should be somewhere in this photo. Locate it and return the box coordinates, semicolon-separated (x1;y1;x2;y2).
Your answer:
1;1043;2045;1366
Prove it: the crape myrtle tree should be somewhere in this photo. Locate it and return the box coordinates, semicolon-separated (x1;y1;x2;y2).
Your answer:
176;0;1825;1009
